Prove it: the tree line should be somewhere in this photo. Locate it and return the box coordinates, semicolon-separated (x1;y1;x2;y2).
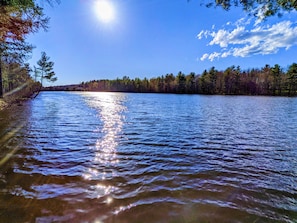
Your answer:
81;63;297;96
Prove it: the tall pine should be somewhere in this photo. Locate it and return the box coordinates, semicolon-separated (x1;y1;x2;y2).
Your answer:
36;51;57;87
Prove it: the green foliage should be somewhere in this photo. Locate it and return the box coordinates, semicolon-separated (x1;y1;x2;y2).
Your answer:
36;51;57;85
0;2;49;44
176;71;186;93
2;62;31;93
80;62;297;96
0;0;34;8
287;63;297;96
193;0;297;18
0;0;59;7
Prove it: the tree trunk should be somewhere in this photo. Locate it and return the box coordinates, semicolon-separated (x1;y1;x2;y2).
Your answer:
0;55;3;98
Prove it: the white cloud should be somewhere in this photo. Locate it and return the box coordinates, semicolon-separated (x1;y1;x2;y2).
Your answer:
198;18;297;61
221;51;231;58
208;52;221;61
197;30;212;40
197;31;204;40
200;53;209;61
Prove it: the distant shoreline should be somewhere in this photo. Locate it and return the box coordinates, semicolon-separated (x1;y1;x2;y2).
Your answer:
42;85;297;97
43;65;297;97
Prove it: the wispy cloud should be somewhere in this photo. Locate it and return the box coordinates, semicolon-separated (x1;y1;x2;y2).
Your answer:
198;18;297;61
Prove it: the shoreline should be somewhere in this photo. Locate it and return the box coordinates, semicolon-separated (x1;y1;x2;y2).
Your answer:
42;88;297;97
0;81;41;111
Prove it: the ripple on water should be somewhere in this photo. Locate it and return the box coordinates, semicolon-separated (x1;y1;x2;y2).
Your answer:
0;92;296;223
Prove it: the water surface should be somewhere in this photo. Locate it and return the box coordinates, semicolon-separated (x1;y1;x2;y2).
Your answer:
0;92;297;222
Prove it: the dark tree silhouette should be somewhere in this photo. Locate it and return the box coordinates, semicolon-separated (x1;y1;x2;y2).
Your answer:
193;0;297;18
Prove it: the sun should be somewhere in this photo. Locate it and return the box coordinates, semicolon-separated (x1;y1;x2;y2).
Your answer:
94;0;116;24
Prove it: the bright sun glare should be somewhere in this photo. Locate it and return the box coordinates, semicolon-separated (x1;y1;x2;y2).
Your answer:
94;0;115;23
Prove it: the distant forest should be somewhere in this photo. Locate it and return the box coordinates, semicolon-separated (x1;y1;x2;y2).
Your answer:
71;63;297;96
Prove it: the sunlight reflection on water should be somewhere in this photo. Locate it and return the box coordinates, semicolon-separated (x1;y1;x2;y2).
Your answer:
1;92;297;223
81;92;126;205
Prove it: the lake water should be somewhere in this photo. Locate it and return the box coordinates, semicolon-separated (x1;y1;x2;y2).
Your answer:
0;91;297;223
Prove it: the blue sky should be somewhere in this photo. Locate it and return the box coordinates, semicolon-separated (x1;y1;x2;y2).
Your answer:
27;0;297;86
